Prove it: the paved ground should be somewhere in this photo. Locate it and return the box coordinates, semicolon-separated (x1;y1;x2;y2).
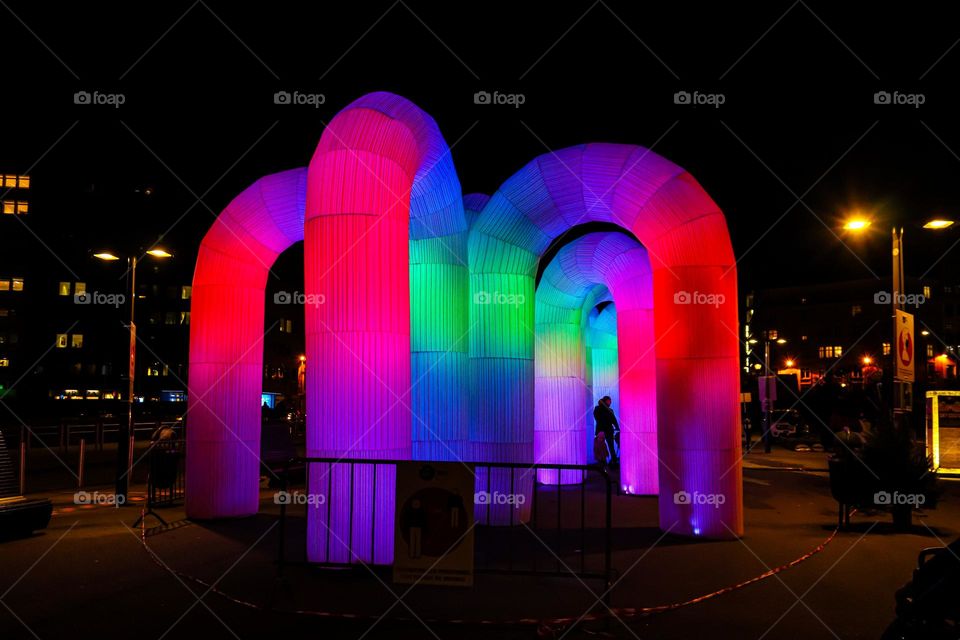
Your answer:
1;448;958;639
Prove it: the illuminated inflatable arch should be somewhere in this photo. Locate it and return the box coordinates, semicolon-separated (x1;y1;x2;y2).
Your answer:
469;143;742;537
186;93;742;550
534;232;655;494
187;167;307;518
303;92;468;562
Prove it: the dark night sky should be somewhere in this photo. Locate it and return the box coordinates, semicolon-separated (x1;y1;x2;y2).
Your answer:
3;1;960;292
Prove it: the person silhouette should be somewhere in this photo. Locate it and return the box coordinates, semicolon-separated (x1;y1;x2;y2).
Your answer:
594;396;620;463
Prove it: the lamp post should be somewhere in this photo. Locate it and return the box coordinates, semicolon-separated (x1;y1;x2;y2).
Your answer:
842;214;954;431
760;336;787;453
94;248;172;501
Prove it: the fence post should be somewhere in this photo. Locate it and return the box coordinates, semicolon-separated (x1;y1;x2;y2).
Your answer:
604;474;613;610
19;441;26;495
78;439;86;489
277;458;289;576
127;434;135;494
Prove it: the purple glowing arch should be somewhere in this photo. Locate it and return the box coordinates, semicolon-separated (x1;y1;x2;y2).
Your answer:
535;232;656;493
469;144;742;536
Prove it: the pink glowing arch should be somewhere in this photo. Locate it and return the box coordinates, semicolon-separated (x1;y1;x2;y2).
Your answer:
535;232;656;492
304;92;467;562
186;167;306;518
470;144;742;537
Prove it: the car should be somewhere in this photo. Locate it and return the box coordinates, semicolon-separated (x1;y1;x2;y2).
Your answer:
883;538;960;639
769;408;802;438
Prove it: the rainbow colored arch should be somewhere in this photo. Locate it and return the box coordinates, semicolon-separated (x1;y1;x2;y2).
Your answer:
186;92;743;563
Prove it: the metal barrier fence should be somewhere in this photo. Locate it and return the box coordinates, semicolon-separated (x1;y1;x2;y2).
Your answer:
276;458;613;595
3;421;182;452
132;438;185;527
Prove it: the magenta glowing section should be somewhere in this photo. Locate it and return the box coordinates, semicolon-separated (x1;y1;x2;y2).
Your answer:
304;92;466;562
186;168;306;519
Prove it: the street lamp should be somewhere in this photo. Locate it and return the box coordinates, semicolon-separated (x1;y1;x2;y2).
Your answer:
838;211;954;431
94;247;173;501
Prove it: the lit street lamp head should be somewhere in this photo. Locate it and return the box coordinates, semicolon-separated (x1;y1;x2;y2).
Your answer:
93;252;120;261
842;217;871;232
146;248;173;258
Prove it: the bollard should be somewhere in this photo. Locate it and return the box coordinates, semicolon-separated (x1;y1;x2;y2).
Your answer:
78;439;86;489
19;441;26;495
127;434;135;496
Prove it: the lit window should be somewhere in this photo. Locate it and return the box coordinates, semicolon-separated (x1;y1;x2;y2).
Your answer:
181;285;192;300
162;364;169;376
71;334;83;348
0;309;8;317
766;329;778;340
882;342;891;355
146;365;159;377
179;311;190;325
0;280;9;291
834;345;843;357
56;334;68;348
11;278;23;291
17;175;29;189
0;358;8;367
0;335;5;344
58;282;71;296
924;286;932;299
851;305;861;316
15;201;27;214
801;335;808;342
928;344;934;358
164;312;176;325
74;282;85;295
2;201;13;215
2;175;15;188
